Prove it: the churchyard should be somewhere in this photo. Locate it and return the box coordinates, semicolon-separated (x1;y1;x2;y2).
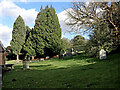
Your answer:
2;52;119;88
1;1;120;89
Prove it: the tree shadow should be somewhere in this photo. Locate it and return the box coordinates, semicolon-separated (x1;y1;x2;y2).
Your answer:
2;62;102;88
59;54;88;60
30;64;52;67
3;53;119;88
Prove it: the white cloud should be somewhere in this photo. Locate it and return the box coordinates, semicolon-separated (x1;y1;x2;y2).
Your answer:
0;24;12;47
0;0;38;26
57;8;89;40
20;0;28;2
0;1;38;47
57;8;82;33
0;1;88;47
57;8;72;33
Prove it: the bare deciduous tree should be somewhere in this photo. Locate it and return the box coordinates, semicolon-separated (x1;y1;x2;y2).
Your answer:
66;1;120;39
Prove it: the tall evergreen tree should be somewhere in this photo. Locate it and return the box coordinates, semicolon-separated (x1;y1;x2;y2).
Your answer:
20;26;31;59
44;5;62;56
33;5;46;57
34;5;62;57
25;26;31;41
10;15;26;63
23;28;36;60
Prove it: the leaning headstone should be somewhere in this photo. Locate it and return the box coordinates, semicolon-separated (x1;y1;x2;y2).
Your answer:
99;49;107;60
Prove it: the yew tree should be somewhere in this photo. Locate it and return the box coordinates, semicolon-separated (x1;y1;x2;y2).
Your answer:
10;15;26;63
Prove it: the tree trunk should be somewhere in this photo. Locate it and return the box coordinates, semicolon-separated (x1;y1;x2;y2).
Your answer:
32;56;34;60
16;54;19;64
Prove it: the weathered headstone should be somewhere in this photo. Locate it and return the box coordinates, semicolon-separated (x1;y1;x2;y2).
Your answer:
45;56;49;60
23;60;29;70
40;58;44;61
99;49;107;60
75;51;78;55
23;56;29;70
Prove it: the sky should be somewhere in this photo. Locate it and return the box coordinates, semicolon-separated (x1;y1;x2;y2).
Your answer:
0;0;89;47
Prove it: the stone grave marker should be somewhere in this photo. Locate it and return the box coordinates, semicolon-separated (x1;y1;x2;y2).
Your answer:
23;56;29;70
45;56;49;60
99;49;107;60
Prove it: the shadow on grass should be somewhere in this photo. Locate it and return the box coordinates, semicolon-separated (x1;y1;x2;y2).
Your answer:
29;64;52;67
12;53;118;72
2;53;119;88
58;54;89;60
3;60;118;88
59;54;100;65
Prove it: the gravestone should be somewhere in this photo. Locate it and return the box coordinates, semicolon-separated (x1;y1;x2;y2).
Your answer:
23;56;29;70
23;60;29;70
75;51;78;55
40;58;44;61
99;49;107;60
45;56;49;60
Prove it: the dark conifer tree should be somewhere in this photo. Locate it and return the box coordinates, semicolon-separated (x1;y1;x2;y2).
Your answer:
44;5;62;57
10;15;26;63
34;5;62;57
22;26;36;60
23;29;36;60
33;6;46;57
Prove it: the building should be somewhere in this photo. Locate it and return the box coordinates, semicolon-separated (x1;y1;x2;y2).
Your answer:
0;41;5;65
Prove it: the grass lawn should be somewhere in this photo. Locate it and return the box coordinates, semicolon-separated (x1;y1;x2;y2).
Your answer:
2;53;119;88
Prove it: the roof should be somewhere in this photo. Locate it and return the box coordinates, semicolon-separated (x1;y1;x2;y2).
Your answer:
0;41;5;51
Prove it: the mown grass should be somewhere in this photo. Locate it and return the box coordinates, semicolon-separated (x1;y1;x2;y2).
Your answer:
2;53;119;88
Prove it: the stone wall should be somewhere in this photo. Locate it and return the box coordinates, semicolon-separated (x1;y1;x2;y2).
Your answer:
0;65;2;89
0;46;5;65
